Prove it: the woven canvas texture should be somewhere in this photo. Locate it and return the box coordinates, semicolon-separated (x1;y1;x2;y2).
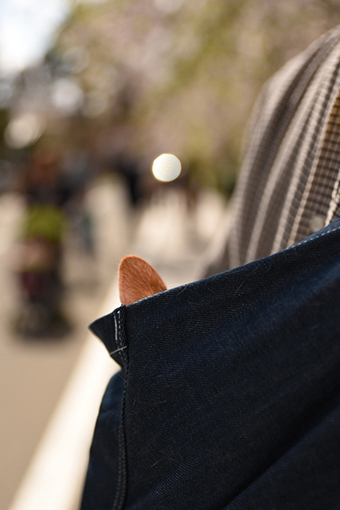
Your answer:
205;25;340;276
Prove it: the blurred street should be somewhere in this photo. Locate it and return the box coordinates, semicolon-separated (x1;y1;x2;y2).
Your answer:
1;1;339;509
0;177;227;510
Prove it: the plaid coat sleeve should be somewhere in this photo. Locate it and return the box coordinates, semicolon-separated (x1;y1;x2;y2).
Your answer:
204;24;340;276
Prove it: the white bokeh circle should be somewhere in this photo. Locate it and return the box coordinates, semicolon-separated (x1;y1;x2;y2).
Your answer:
152;153;181;182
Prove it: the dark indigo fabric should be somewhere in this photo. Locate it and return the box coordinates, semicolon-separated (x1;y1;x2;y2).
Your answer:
80;218;340;510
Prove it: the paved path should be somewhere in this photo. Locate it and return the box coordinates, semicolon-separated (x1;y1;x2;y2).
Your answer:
0;178;226;510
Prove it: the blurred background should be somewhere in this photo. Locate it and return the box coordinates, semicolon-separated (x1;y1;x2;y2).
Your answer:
2;0;340;509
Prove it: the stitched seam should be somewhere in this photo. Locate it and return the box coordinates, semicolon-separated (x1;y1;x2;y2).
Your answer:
292;222;340;248
112;307;128;510
112;311;123;510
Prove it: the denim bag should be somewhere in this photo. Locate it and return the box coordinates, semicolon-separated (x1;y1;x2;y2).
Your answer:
80;218;340;509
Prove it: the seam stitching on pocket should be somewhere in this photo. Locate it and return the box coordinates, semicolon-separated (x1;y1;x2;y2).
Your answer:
112;306;128;510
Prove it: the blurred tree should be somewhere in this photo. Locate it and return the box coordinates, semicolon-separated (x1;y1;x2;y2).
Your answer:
45;0;340;192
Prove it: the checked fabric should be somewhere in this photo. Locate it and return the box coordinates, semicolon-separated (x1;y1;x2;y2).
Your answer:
204;24;340;276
